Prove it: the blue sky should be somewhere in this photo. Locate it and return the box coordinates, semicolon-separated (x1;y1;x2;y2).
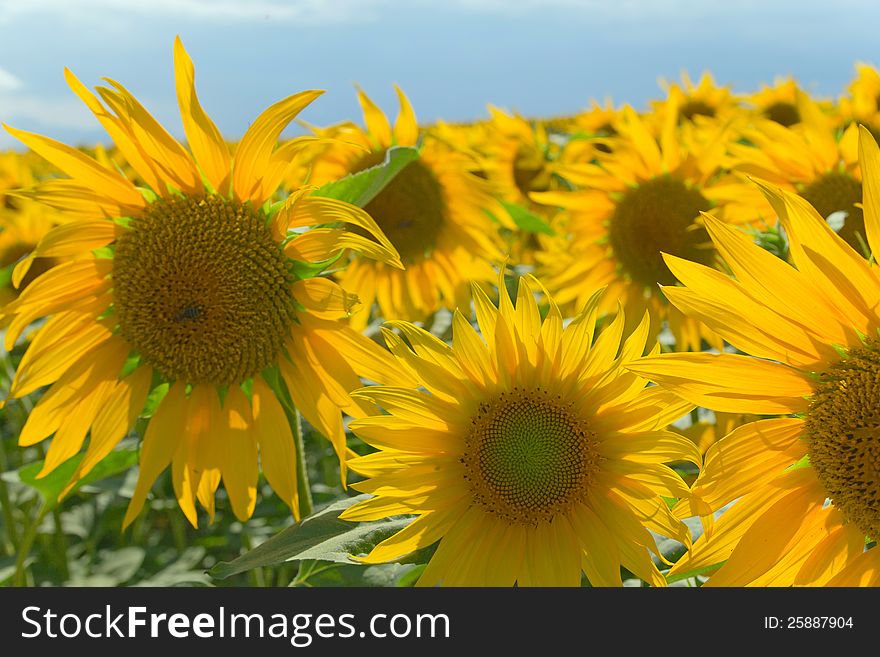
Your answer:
0;0;878;149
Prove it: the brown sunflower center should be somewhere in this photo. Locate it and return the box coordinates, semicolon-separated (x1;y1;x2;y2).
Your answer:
799;172;866;254
513;145;552;196
806;339;880;540
608;175;713;287
680;100;716;122
763;102;801;127
359;158;447;264
462;388;600;525
113;195;294;386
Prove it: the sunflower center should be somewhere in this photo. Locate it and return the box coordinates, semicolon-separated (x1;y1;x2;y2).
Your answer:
763;102;801;127
462;388;600;525
608;175;713;287
799;172;866;253
680;100;715;121
513;145;552;196
359;158;446;264
806;339;880;540
113;195;294;386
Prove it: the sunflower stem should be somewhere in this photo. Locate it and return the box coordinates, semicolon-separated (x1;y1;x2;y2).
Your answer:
291;408;313;519
13;501;49;587
0;435;19;554
51;505;70;581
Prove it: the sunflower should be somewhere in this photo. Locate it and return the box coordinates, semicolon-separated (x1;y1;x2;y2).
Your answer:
727;92;867;253
301;87;501;329
839;62;880;135
532;102;745;351
0;153;70;305
744;77;804;127
627;127;880;585
339;274;699;586
652;72;739;128
0;38;412;528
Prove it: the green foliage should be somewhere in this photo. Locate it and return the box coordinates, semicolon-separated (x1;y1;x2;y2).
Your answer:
312;146;420;208
210;494;412;580
500;201;556;235
7;448;138;511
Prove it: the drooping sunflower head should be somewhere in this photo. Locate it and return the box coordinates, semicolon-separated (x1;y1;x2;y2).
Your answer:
627;127;880;585
304;86;502;328
0;37;410;528
339;273;698;586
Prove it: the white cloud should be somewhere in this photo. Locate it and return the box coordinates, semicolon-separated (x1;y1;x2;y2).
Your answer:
0;67;22;92
0;0;874;28
0;0;382;25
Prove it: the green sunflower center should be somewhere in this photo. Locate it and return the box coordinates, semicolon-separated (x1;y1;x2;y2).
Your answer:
806;340;880;540
608;175;714;287
799;172;866;254
113;195;294;386
680;100;716;122
356;155;447;265
763;102;801;127
462;388;599;524
513;145;552;196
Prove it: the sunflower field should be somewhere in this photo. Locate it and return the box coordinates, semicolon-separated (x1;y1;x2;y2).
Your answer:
1;38;880;592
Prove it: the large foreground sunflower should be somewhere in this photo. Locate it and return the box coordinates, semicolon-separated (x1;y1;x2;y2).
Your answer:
628;127;880;585
302;87;501;329
1;38;411;527
339;275;699;586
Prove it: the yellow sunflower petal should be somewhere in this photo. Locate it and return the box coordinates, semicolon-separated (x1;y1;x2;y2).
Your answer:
233;89;323;205
857;125;880;258
3;124;145;209
392;85;419;147
123;383;188;529
173;37;231;195
219;386;258;522
356;87;393;148
251;376;299;520
626;352;813;414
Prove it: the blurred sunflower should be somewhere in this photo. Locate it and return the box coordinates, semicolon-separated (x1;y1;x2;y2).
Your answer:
1;38;412;528
628;128;880;585
839;62;880;135
652;72;739;127
745;77;803;127
304;87;501;329
532;102;745;350
340;274;698;586
476;106;583;263
0;153;70;305
727;92;867;253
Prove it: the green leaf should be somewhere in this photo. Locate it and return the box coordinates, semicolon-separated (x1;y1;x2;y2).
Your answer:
0;260;14;288
312;146;420;208
291;252;343;280
209;494;412;579
500;201;555;236
8;448;138;510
